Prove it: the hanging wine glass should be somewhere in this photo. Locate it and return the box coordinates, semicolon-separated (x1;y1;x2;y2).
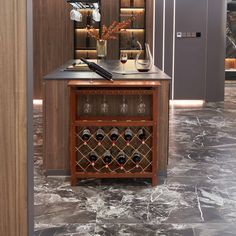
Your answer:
137;95;146;114
120;95;128;114
101;95;109;114
83;95;92;114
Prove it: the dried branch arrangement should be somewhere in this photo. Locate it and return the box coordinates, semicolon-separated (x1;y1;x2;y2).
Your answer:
87;16;136;41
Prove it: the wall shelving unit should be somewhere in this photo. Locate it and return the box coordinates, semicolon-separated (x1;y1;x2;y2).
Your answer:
70;0;152;60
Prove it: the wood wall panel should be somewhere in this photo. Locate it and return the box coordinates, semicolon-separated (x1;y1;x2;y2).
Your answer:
0;0;28;235
158;80;170;174
33;0;74;99
43;80;70;172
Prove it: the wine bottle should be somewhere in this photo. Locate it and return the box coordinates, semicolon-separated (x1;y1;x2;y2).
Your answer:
86;32;90;48
131;11;134;28
130;32;136;49
132;152;141;163
103;150;112;166
96;128;105;141
89;151;97;166
124;128;133;142
87;11;91;26
110;128;119;142
117;151;126;165
138;128;146;140
82;128;91;141
80;58;113;82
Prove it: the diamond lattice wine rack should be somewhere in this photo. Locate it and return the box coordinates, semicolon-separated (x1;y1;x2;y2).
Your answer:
69;80;160;186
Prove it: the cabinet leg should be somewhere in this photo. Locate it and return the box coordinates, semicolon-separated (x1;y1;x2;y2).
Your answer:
71;176;77;186
152;175;158;186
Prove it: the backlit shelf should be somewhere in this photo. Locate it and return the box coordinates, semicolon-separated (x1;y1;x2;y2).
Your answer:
76;47;96;50
76;49;97;52
75;28;99;31
120;8;145;11
120;29;145;32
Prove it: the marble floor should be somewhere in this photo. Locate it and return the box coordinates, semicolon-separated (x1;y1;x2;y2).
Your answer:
34;82;236;236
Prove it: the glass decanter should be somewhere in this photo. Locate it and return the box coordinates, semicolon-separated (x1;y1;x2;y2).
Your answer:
135;41;154;72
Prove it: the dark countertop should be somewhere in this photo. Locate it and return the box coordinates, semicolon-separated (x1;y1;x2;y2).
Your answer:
43;60;171;81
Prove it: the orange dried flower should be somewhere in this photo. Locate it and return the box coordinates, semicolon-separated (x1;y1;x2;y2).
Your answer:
87;15;136;41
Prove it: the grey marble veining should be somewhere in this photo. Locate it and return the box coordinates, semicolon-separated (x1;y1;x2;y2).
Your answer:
34;82;236;235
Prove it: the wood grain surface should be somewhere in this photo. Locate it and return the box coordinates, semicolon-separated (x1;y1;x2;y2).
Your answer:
0;0;28;235
33;0;74;99
43;80;70;171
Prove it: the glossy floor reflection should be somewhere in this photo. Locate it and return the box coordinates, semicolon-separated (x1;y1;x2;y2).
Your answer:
34;82;236;236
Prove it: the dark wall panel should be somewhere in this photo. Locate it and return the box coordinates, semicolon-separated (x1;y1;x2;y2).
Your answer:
205;0;226;102
100;0;120;60
155;0;164;69
174;0;207;99
33;0;74;99
164;0;174;77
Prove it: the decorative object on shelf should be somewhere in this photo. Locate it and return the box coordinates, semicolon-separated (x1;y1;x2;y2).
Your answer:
135;41;153;72
96;39;107;58
87;16;136;58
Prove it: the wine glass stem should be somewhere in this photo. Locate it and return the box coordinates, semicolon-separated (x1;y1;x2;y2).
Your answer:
123;64;125;73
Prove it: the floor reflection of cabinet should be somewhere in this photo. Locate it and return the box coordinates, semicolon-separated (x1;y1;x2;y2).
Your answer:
68;80;160;186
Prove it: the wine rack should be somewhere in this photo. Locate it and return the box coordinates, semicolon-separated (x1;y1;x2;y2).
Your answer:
69;80;160;186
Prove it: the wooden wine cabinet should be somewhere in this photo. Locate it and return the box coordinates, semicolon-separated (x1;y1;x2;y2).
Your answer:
69;80;160;186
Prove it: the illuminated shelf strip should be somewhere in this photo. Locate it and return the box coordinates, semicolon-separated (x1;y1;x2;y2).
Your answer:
76;48;96;50
75;28;99;31
120;29;144;32
76;49;97;52
120;49;144;52
120;8;145;11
